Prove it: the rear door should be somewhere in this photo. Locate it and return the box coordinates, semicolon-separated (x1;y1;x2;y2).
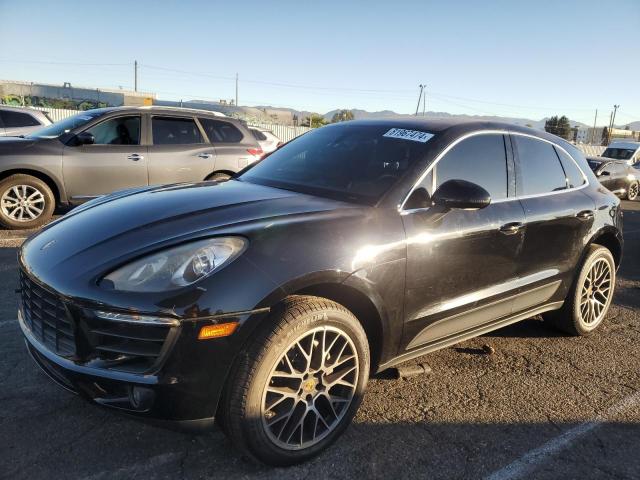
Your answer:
147;115;215;185
62;114;148;201
512;134;594;311
198;117;258;172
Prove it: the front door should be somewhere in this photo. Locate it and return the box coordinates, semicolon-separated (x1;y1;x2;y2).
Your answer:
401;133;525;350
147;115;216;185
62;114;148;202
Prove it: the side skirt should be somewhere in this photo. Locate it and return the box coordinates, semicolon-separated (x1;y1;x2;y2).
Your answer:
378;301;564;371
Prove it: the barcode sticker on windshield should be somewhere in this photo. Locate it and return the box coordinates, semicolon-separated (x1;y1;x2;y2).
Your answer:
383;128;433;143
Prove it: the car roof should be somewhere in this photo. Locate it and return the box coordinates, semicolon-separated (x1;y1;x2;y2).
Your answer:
90;105;230;118
328;118;566;143
0;105;46;114
607;141;640;149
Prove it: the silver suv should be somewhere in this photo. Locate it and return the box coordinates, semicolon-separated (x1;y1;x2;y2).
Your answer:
0;106;262;229
0;106;52;137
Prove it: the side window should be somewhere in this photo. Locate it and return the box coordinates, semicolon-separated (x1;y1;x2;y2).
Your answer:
554;147;586;188
514;136;567;195
251;129;267;141
434;134;508;200
85;116;141;145
1;110;41;127
199;118;244;143
152;117;203;145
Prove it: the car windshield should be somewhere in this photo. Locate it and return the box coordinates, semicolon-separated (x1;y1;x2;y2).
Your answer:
26;111;103;139
601;147;636;160
238;124;433;204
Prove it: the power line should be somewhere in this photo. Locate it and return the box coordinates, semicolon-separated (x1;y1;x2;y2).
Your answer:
0;59;129;67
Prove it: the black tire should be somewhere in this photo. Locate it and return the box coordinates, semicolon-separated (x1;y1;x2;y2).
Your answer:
207;172;231;183
627;181;639;201
544;245;615;336
0;174;55;230
218;295;370;466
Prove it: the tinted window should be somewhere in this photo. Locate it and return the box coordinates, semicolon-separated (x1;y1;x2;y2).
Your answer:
199;118;243;143
153;117;203;145
602;147;635;160
251;129;267;141
240;124;432;204
85;116;140;145
554;147;586;188
514;136;567;195
1;110;41;127
435;134;508;200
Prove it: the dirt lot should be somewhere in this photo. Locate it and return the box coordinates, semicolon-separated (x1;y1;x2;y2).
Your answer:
1;202;639;479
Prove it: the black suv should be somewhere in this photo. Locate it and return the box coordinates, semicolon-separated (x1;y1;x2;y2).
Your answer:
18;120;623;465
587;157;639;201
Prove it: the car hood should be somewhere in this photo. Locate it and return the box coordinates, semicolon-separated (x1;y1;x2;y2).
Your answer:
21;180;356;287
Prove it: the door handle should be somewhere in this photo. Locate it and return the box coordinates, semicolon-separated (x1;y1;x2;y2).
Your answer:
197;153;213;159
499;222;524;235
576;210;594;221
127;154;144;161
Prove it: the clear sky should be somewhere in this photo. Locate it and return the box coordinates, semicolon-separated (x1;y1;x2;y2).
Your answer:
1;0;639;125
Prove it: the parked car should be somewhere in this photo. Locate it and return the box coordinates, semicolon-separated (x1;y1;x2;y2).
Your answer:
18;120;622;466
598;141;640;166
250;127;282;154
587;157;638;200
0;106;52;137
0;106;262;229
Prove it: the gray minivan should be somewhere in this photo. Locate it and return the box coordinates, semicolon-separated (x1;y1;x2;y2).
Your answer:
0;106;262;229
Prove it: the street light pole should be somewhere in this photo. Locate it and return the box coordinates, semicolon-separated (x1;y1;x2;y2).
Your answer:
415;84;424;116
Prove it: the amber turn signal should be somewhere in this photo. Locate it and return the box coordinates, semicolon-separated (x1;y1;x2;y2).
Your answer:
198;322;239;340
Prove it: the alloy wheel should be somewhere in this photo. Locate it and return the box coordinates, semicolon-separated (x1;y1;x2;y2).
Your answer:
579;258;612;326
0;185;46;222
261;326;359;450
629;182;639;200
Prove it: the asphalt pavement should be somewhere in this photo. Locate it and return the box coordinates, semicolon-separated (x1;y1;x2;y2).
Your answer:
1;202;639;479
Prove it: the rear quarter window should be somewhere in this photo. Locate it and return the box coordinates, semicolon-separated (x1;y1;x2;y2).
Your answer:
0;110;42;128
554;147;586;188
199;118;244;143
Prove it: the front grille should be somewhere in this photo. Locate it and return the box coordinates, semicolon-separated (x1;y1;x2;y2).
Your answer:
20;269;76;357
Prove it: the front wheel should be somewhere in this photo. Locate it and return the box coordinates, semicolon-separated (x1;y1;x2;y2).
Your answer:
219;296;370;466
627;181;639;201
0;174;55;229
544;245;615;335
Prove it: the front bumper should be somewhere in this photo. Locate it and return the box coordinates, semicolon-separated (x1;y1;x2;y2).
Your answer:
19;299;268;428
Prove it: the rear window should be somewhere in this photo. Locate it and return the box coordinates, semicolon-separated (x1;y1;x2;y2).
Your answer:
152;116;203;145
251;129;267;141
199;118;244;143
240;123;433;204
0;110;41;128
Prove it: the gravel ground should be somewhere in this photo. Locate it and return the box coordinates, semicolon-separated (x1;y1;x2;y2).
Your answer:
0;202;639;479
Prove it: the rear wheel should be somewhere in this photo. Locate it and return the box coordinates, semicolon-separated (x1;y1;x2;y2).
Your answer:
627;181;639;201
544;245;615;335
0;174;55;229
219;296;369;466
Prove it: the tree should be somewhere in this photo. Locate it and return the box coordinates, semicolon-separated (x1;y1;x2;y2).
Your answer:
305;114;327;128
544;115;572;140
331;109;354;123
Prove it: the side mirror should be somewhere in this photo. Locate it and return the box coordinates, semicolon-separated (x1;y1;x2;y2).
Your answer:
74;131;95;146
404;187;431;210
432;179;491;210
597;170;610;177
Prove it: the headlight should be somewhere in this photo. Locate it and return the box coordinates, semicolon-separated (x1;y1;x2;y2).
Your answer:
101;237;246;292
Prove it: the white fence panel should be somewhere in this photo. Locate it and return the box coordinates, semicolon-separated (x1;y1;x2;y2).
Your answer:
27;106;82;122
576;145;606;157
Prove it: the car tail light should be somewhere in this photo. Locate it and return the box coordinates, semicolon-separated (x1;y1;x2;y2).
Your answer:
247;147;264;163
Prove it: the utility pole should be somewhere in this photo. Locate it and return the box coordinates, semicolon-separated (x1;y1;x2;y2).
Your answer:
134;60;138;92
235;73;238;107
611;104;620;133
607;110;614;144
591;109;598;144
415;84;424;116
422;85;426;116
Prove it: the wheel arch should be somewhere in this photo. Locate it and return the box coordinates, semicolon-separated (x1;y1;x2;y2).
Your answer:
0;168;62;204
588;226;622;267
205;170;235;181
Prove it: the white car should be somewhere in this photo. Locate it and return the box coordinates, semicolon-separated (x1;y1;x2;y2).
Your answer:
0;106;52;137
249;127;281;154
600;141;640;166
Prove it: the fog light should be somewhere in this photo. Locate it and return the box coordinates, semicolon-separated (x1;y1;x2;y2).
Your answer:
129;386;155;410
198;322;238;340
